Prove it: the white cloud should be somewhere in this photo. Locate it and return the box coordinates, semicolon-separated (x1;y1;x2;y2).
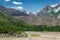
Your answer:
13;1;22;5
51;4;58;7
10;6;23;10
4;0;10;2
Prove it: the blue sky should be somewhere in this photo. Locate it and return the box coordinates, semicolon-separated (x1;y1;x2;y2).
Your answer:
0;0;60;13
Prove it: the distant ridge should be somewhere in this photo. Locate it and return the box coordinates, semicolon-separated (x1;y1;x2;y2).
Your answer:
0;4;28;16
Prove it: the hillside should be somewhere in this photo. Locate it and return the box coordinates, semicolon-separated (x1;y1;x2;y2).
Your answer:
0;11;30;33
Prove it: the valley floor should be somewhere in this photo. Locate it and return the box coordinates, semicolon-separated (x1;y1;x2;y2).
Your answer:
0;32;60;40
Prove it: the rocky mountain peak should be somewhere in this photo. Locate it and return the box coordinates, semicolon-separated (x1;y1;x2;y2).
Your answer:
43;5;51;11
37;3;60;17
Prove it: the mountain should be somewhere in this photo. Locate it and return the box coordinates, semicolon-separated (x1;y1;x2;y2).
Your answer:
0;4;28;16
37;5;54;18
0;4;60;26
28;12;35;16
5;8;28;16
37;3;60;18
14;3;60;25
0;4;60;32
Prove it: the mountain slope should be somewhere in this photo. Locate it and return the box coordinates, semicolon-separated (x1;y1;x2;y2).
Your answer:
0;11;30;33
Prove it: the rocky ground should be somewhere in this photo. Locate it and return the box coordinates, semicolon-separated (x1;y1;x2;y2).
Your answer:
0;32;60;40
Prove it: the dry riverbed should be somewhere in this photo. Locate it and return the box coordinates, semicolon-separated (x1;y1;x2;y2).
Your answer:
0;32;60;40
